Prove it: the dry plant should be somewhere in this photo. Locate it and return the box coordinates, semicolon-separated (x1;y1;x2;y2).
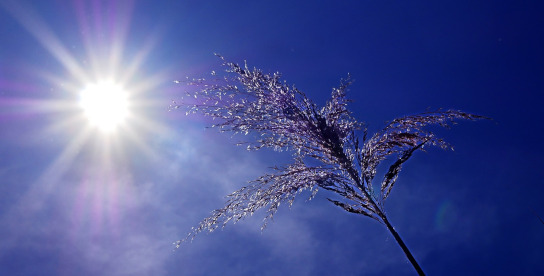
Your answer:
171;55;487;275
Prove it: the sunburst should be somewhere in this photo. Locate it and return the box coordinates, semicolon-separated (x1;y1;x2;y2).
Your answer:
1;1;179;229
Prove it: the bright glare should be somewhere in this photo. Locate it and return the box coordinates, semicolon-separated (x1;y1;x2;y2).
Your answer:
79;81;128;132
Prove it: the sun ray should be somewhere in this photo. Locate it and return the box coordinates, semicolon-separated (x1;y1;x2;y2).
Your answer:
1;1;88;83
118;34;161;85
121;114;174;161
107;3;134;76
3;128;91;219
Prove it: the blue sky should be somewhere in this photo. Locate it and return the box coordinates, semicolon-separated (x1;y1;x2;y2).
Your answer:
0;0;543;275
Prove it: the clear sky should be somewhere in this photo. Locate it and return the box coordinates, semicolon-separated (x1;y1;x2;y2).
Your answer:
0;1;543;275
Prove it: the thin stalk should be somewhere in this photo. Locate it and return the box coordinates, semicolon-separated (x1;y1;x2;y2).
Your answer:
358;182;425;275
355;188;426;274
362;187;425;276
380;213;425;276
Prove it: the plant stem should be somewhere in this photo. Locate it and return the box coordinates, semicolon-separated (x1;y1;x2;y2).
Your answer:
380;214;425;276
356;182;425;275
360;187;426;275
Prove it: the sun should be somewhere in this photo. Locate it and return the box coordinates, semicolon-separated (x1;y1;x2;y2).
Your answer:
79;80;129;132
